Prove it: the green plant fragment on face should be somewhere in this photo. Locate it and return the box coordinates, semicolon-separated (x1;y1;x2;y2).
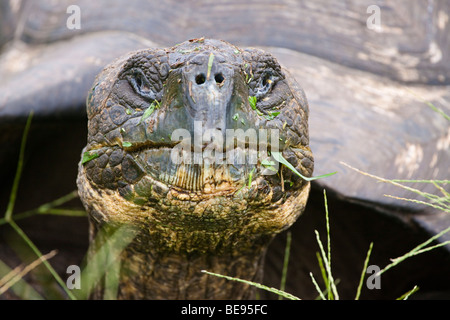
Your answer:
243;63;253;83
261;159;277;172
264;111;280;121
122;141;132;148
271;151;337;181
139;100;159;124
177;49;195;54
207;53;215;80
248;167;255;188
82;151;99;164
249;96;257;110
261;159;275;166
248;96;263;116
285;180;294;187
245;72;253;84
232;113;239;121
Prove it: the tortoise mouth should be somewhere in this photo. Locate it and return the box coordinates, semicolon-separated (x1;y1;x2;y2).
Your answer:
129;142;272;194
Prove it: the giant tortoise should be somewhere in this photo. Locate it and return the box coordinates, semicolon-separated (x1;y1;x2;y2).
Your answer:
0;0;449;300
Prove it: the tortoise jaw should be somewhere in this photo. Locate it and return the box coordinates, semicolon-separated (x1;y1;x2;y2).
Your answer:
131;144;257;195
119;120;303;198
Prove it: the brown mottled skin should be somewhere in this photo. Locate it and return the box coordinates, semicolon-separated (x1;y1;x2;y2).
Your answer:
77;38;313;299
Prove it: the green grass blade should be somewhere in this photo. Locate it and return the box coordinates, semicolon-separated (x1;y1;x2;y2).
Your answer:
278;231;292;300
310;190;339;300
201;270;300;300
324;190;332;299
396;285;419;300
411;240;450;256
37;209;86;216
0;259;43;300
314;230;339;300
75;225;136;300
5;112;33;222
378;226;450;277
432;181;450;198
314;252;337;300
0;190;86;226
406;88;450;121
390;179;450;184
315;251;328;289
355;242;374;300
103;259;121;300
34;190;80;212
0;251;56;298
309;272;326;300
0;209;86;226
272;151;337;181
8;220;76;300
248;167;255;188
341;162;450;212
384;194;449;212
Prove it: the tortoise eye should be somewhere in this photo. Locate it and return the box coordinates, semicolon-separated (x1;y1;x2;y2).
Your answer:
127;69;156;101
254;72;276;98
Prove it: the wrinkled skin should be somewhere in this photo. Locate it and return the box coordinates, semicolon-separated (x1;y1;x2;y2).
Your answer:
77;39;313;299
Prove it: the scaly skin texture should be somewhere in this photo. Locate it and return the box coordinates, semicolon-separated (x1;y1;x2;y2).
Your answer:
77;39;313;299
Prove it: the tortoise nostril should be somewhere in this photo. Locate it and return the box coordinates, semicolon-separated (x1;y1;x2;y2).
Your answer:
195;74;206;85
215;73;225;84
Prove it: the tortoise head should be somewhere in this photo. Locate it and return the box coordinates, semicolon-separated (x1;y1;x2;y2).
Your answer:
77;38;313;254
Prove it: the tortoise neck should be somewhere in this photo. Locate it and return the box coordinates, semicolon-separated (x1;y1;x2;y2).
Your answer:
117;247;267;299
88;223;271;300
